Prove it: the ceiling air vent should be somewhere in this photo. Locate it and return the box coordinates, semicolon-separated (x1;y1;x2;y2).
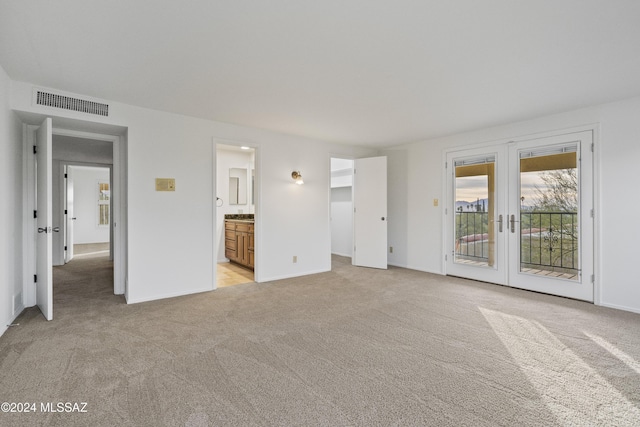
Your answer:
34;89;109;117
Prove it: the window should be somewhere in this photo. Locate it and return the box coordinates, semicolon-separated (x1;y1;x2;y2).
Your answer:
98;181;110;226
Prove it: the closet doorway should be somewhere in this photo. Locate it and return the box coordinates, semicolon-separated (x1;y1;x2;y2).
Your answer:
330;158;354;262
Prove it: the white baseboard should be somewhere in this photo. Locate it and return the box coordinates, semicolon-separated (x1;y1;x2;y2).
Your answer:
260;268;331;283
387;262;444;276
126;286;215;304
331;251;352;258
1;303;25;338
597;301;640;314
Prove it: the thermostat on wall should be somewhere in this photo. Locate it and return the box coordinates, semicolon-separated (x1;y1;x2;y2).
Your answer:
155;178;176;191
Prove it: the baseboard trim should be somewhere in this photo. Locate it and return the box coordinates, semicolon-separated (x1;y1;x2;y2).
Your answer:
387;262;444;276
260;268;331;283
1;304;26;338
598;301;640;314
331;251;352;258
126;286;214;304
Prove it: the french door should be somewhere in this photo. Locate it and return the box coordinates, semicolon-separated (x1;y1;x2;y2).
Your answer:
445;131;594;301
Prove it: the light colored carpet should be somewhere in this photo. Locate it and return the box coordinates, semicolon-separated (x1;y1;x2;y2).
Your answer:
1;255;639;426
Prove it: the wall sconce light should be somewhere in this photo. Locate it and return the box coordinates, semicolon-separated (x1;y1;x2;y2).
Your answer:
291;171;304;185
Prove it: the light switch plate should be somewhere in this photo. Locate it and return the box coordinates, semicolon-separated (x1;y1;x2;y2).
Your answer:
155;178;176;191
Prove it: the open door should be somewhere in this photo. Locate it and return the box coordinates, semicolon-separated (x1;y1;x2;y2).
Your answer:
35;118;53;320
353;156;388;269
65;169;75;263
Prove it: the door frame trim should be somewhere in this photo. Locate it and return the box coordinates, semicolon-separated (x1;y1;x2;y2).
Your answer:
213;138;261;286
442;124;600;304
23;123;127;308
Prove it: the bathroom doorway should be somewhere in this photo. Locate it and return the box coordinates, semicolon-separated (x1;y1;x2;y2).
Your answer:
216;143;256;287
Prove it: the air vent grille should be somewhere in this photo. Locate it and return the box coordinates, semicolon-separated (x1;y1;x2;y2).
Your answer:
36;90;109;117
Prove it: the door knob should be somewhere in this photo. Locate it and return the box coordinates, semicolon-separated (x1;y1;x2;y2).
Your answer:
381;217;386;221
53;227;60;232
37;227;47;233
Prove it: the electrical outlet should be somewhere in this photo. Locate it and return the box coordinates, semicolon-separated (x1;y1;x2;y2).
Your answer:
389;246;393;253
293;256;297;263
433;198;439;207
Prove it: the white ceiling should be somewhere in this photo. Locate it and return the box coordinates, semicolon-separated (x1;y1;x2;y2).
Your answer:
2;1;640;147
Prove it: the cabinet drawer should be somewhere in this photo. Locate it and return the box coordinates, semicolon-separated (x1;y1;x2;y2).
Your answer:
225;238;236;249
225;229;236;240
224;221;236;230
235;223;252;232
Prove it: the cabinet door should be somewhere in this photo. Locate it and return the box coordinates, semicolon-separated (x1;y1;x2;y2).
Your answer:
243;233;250;264
248;232;255;268
236;231;246;264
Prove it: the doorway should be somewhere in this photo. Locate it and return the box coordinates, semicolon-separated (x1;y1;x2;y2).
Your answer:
215;143;256;288
330;158;354;260
445;130;594;301
26;119;126;320
61;165;112;263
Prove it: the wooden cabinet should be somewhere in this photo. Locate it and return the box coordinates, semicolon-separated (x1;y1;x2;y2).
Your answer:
224;220;254;269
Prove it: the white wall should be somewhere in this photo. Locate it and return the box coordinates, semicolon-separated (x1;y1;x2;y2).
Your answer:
382;95;640;314
68;166;110;245
6;76;640;315
216;147;254;262
0;65;24;334
10;80;376;304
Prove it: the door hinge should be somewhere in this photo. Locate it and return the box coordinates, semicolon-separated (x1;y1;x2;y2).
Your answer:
33;145;37;154
33;210;37;219
445;208;448;215
64;173;68;178
34;274;37;283
591;274;595;283
64;209;68;215
590;209;594;218
445;161;448;169
64;246;67;251
591;143;594;152
445;254;448;261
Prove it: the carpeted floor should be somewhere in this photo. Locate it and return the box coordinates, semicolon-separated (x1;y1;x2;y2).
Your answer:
1;255;639;426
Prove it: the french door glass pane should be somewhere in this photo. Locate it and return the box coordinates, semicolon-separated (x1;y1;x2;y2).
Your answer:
519;151;579;280
454;160;495;267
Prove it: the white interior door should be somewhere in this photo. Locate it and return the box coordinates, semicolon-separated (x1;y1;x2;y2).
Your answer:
446;131;594;301
65;170;75;263
36;118;53;320
353;156;387;269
